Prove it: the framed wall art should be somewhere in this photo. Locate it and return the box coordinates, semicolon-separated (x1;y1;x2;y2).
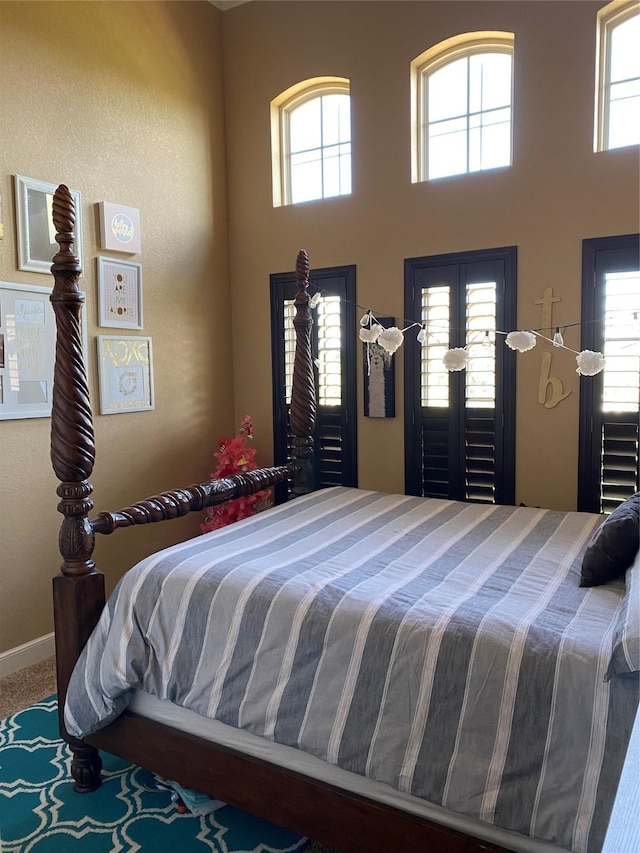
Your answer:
97;335;154;415
0;281;86;420
14;175;83;274
97;256;143;330
363;316;396;418
98;201;141;254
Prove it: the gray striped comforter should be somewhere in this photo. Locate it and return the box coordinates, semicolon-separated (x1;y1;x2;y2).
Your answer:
65;487;639;853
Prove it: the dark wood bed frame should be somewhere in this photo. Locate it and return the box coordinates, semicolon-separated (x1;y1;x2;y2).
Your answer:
49;183;513;853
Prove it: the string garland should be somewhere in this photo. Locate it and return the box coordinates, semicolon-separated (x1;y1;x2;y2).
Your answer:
306;286;629;378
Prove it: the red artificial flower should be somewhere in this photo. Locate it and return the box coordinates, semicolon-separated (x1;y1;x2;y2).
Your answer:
200;415;272;533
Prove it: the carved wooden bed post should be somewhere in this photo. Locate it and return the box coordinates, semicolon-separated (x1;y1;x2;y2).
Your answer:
289;249;317;497
49;184;104;792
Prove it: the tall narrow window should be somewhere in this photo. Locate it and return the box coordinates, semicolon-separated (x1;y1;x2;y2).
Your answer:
271;265;357;498
271;78;352;206
595;0;640;151
411;33;514;182
404;248;517;504
579;235;640;513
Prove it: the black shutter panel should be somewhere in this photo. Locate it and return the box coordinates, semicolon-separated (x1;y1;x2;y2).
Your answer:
465;410;496;502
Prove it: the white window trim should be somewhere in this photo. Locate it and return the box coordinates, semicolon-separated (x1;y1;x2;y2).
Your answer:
411;32;515;183
594;0;640;152
270;77;350;207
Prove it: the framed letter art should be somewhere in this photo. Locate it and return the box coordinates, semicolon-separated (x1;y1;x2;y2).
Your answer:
97;335;154;414
97;256;143;330
14;175;83;274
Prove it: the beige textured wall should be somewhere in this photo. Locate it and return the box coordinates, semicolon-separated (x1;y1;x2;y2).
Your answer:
223;0;639;507
0;1;232;654
1;0;638;658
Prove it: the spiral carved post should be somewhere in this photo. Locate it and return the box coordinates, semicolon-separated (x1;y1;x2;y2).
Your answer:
289;249;317;498
50;185;103;791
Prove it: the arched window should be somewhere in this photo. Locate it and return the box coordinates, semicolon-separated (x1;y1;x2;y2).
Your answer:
411;33;514;182
594;0;640;151
271;78;351;207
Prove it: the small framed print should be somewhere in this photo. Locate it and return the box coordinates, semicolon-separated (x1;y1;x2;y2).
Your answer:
97;335;154;415
98;201;141;254
363;316;396;418
97;256;143;330
14;175;83;274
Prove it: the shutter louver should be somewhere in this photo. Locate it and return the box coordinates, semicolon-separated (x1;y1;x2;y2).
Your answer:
316;409;344;486
421;412;449;498
600;418;639;513
465;411;496;502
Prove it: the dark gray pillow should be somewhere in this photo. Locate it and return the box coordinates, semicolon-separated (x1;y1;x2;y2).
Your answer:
580;493;640;587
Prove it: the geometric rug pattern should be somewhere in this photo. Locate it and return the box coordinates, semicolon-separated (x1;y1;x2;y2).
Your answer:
0;696;310;853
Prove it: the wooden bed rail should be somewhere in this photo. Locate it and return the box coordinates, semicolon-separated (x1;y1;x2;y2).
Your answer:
91;467;291;534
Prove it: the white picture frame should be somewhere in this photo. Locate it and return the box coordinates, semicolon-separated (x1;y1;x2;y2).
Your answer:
0;280;87;420
97;335;154;415
97;256;143;330
14;175;83;275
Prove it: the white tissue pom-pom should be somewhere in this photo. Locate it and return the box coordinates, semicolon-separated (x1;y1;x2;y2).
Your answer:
359;324;383;343
443;347;469;371
309;292;322;308
505;331;536;353
377;327;405;354
576;350;605;376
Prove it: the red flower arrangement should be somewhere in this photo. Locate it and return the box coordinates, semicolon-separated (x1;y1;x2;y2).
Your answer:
201;415;272;532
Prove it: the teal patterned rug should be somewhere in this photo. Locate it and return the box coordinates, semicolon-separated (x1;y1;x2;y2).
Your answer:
0;696;309;853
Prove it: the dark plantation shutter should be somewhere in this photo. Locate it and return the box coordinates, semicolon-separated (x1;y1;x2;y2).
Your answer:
579;235;640;513
405;247;516;505
271;266;357;500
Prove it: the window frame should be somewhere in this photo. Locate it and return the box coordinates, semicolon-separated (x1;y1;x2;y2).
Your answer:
270;264;358;500
270;78;351;207
404;246;517;504
578;234;640;513
411;32;515;183
594;0;640;153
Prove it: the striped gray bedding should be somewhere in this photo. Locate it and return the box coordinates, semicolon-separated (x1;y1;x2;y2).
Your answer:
64;487;639;853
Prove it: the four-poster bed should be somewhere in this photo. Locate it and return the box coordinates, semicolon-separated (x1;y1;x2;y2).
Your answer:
48;184;638;853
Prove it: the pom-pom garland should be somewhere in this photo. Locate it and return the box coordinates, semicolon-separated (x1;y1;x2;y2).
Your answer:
377;326;405;354
505;331;537;353
443;347;470;371
575;350;605;376
359;324;383;343
313;298;607;379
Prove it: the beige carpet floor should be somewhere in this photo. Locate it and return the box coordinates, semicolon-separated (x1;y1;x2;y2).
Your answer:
0;655;57;718
0;656;336;853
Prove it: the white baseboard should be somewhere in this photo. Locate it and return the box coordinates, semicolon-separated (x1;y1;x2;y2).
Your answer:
0;633;55;679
